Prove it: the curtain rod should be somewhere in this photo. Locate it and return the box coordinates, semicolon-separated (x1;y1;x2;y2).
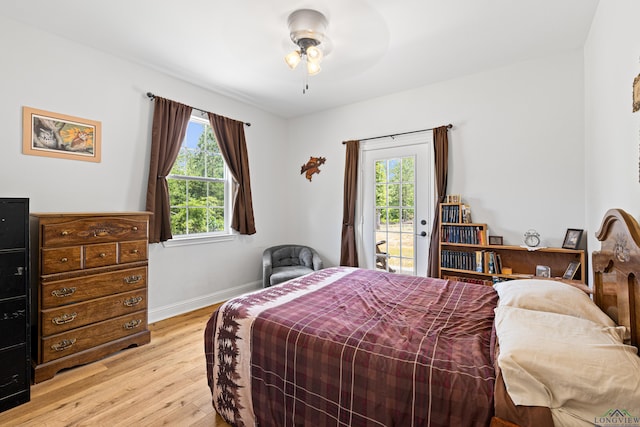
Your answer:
343;124;452;144
146;92;251;127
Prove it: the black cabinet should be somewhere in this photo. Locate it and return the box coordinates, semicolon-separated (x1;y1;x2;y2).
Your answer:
0;198;30;412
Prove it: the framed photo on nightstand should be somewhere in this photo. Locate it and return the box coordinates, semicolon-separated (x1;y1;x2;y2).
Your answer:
563;261;581;280
489;236;503;245
562;229;583;249
535;265;551;278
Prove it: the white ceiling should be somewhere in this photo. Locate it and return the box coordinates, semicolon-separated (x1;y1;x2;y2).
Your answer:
1;0;599;119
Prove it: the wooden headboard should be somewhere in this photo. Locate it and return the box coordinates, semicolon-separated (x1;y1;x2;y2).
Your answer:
592;208;640;350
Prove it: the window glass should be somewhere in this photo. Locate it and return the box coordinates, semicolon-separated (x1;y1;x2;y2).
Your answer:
167;116;230;237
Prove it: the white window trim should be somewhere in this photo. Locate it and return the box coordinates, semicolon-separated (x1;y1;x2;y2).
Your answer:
161;231;236;247
162;114;235;246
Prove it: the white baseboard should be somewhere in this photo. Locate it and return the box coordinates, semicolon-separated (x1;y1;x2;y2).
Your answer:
148;280;261;323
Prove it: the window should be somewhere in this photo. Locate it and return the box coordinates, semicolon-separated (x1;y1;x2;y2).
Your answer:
167;115;231;238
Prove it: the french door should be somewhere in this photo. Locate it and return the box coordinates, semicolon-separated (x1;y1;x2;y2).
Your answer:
359;132;434;276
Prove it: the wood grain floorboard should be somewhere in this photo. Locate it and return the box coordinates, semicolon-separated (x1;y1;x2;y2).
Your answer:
0;304;232;427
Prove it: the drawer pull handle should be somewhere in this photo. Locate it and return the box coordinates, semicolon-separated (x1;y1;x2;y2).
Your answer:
124;296;143;307
61;231;69;236
123;319;142;330
93;228;109;237
51;338;76;352
99;253;106;258
131;249;139;254
60;257;68;263
124;275;142;284
52;312;78;325
52;287;76;298
132;226;138;231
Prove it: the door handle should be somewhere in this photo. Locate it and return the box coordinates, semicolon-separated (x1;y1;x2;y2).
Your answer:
417;231;427;237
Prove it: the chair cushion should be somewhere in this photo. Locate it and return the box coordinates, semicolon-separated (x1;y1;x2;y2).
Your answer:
271;246;313;268
270;266;314;286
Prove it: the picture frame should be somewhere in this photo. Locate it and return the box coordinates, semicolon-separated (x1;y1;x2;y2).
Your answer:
22;106;101;162
535;265;551;278
634;73;640;113
562;261;581;280
562;228;583;249
488;235;503;245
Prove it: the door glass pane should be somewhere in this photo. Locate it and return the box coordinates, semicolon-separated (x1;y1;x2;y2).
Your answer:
388;185;400;206
374;156;416;275
402;157;415;181
401;209;414;233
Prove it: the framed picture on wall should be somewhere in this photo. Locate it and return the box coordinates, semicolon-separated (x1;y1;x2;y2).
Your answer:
634;73;640;113
22;106;101;162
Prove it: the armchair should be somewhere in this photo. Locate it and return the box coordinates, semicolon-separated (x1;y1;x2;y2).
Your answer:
263;244;323;288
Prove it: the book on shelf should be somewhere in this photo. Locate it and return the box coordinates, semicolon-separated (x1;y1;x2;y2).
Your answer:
441;249;476;272
441;225;486;245
488;252;495;274
441;204;461;223
475;250;484;272
461;204;472;223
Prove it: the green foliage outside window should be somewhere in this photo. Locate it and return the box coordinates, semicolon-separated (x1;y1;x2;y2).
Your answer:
375;156;415;225
168;120;227;236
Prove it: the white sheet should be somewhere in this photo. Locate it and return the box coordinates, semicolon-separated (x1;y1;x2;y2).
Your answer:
494;305;640;426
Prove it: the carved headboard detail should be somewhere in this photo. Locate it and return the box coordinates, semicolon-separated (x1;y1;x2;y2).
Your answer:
593;208;640;351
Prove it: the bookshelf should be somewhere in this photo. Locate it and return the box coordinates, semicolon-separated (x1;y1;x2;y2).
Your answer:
438;202;586;285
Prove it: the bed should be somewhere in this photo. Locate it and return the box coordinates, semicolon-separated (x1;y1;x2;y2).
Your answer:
205;208;640;426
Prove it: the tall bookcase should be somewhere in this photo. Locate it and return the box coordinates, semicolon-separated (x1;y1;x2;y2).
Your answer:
0;198;30;412
438;202;586;285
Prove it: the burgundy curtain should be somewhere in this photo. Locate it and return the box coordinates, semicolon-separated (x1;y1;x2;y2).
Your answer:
208;113;256;235
145;97;192;243
427;126;450;277
340;140;360;266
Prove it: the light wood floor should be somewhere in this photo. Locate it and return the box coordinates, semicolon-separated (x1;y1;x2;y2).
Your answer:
0;304;232;427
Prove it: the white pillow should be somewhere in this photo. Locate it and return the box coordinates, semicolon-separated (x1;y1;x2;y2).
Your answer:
493;279;615;327
495;305;639;425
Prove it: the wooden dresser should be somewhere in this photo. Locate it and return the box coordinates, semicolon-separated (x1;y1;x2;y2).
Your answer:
30;212;151;383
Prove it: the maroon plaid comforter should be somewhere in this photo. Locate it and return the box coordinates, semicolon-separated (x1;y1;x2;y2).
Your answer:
205;267;498;427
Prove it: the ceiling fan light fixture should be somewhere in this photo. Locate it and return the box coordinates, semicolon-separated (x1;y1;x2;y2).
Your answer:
305;45;323;62
306;61;321;76
285;50;302;69
284;8;330;93
287;9;328;44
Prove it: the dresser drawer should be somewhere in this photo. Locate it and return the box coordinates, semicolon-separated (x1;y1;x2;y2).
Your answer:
41;311;147;363
84;243;117;268
119;240;147;263
41;267;147;308
41;289;148;336
41;217;148;248
41;247;82;274
0;298;27;349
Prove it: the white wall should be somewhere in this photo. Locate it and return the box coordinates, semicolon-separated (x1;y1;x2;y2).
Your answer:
584;1;640;266
288;51;587;267
2;13;594;322
0;17;290;321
